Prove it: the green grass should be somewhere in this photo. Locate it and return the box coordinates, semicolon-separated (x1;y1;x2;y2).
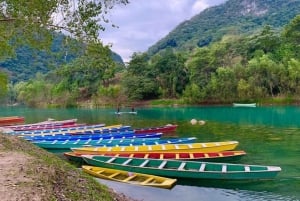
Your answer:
150;98;186;106
258;96;296;105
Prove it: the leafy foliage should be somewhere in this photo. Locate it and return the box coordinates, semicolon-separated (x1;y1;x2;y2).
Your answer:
147;0;300;56
0;0;129;48
122;53;159;100
0;71;7;97
5;0;300;107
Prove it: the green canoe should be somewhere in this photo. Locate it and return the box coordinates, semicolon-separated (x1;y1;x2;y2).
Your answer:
82;155;281;180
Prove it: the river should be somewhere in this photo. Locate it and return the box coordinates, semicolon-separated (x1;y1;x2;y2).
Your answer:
1;106;299;201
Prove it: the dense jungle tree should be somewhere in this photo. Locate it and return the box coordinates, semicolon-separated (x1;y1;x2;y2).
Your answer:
123;53;159;100
151;49;188;98
54;42;115;100
0;72;8;98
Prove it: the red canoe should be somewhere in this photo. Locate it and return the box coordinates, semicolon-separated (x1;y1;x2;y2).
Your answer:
4;119;79;131
134;124;178;134
64;150;246;163
0;116;25;126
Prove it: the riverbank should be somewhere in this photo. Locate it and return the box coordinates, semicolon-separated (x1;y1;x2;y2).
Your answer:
75;96;300;109
0;134;137;201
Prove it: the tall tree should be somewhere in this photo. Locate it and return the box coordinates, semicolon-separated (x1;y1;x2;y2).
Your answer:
123;53;159;100
282;14;300;58
152;49;188;98
0;71;8;97
0;0;129;59
55;41;115;99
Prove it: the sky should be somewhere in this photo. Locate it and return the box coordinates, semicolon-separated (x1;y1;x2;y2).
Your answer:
100;0;228;62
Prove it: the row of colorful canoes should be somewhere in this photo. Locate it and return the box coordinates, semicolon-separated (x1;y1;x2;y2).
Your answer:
0;117;282;189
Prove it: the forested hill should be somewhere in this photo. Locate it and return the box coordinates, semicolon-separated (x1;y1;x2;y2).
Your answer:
147;0;300;56
0;35;124;83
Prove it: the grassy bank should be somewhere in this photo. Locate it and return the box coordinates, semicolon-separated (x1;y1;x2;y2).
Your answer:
0;133;134;201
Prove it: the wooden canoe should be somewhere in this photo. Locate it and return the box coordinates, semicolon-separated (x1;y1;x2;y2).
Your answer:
71;141;239;154
11;124;128;136
134;124;177;134
32;137;197;150
6;123;85;131
0;116;24;126
115;111;137;115
82;155;282;180
233;103;256;107
23;132;163;141
64;150;246;163
82;165;176;189
4;118;78;130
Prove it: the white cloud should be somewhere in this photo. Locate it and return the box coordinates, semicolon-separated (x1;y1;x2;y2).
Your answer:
192;1;210;16
100;0;228;62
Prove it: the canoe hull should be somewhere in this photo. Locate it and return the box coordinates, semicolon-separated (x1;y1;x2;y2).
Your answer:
71;141;239;154
64;150;246;164
23;131;162;142
83;155;281;180
33;137;196;150
11;124;127;135
134;124;177;134
0;116;24;126
115;111;137;115
82;165;176;189
233;103;256;107
4;119;78;131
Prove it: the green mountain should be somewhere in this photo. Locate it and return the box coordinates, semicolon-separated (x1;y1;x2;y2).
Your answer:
147;0;300;55
0;35;124;83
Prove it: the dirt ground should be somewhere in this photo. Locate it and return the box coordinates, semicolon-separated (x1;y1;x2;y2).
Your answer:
0;151;45;201
0;135;138;201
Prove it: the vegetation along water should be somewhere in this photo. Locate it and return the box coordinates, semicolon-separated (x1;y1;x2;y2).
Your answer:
1;106;299;201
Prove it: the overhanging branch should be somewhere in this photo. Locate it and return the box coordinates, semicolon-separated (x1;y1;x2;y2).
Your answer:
0;18;15;22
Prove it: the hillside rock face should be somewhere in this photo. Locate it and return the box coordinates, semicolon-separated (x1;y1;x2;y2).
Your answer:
147;0;300;56
240;0;268;16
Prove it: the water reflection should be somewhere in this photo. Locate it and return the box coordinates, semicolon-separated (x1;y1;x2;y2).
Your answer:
97;178;298;201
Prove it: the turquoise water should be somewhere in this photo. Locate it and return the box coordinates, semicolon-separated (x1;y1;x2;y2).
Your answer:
1;106;299;201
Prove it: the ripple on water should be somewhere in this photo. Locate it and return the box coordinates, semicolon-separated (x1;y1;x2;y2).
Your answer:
220;188;299;201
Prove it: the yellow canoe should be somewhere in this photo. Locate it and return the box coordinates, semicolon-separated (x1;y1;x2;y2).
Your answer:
82;165;176;189
72;141;239;154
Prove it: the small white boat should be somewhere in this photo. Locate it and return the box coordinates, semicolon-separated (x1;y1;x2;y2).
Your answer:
115;111;137;115
233;103;256;107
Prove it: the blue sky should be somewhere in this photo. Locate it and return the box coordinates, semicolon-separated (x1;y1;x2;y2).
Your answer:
100;0;227;62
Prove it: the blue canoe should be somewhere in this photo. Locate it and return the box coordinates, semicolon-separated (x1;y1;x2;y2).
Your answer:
23;132;163;141
32;137;197;150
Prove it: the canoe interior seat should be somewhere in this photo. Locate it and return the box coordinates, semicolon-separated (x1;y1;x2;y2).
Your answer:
122;158;133;165
245;166;250;172
178;162;186;170
108;172;120;178
139;160;149;167
141;177;154;184
123;174;137;181
107;157;116;163
158;160;167;169
222;164;227;173
199;163;206;172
